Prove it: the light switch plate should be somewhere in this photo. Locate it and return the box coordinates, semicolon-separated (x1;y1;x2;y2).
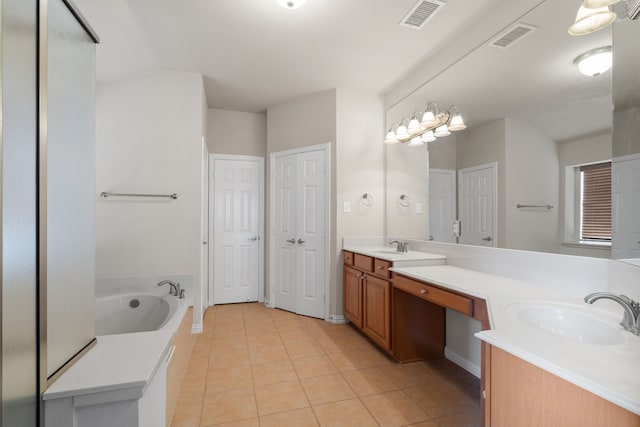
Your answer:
415;202;423;214
343;201;351;213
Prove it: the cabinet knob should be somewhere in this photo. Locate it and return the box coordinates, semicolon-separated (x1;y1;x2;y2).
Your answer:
377;266;383;270
420;289;427;295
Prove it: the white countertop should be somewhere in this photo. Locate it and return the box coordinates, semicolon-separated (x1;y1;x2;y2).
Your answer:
43;329;174;400
389;265;640;416
342;245;446;264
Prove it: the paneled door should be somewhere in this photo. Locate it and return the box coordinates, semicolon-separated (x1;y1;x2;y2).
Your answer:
271;145;328;319
429;169;456;243
612;154;640;259
458;163;497;247
212;157;263;304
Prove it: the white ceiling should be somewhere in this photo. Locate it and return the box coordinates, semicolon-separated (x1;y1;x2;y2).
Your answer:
74;0;505;113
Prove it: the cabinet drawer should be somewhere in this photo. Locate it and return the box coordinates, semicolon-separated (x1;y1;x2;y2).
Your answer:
373;258;392;279
343;250;354;266
354;254;374;272
393;274;473;317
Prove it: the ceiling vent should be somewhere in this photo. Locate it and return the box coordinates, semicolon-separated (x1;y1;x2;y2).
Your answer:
627;0;640;19
400;0;446;30
489;23;537;49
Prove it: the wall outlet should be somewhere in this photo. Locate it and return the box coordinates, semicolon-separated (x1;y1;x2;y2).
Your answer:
343;201;351;213
415;202;423;214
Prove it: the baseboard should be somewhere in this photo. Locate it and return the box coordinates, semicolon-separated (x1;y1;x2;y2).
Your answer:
327;314;347;324
191;323;203;334
444;347;481;378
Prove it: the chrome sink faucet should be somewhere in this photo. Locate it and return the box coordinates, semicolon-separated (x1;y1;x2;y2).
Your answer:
389;240;409;253
584;292;640;335
157;279;180;297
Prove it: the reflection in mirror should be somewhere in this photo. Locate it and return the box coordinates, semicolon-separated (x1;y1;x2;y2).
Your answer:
386;0;623;259
612;11;640;261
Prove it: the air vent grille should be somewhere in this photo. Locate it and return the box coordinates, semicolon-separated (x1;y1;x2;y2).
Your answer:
627;0;640;19
400;0;446;30
489;23;537;49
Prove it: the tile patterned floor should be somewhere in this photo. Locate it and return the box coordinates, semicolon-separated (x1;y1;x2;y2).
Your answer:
170;303;481;427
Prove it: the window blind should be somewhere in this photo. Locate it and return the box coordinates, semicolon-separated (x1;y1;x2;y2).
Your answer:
580;162;611;240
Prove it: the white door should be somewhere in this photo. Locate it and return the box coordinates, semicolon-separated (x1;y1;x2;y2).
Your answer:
429;169;456;243
612;154;640;259
212;158;262;304
271;146;327;319
200;140;209;314
458;163;496;247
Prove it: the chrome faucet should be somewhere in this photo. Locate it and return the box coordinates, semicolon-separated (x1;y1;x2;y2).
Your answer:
584;292;640;335
157;280;180;296
389;240;409;253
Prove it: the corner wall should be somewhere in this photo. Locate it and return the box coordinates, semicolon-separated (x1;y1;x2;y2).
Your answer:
95;70;207;327
207;109;266;156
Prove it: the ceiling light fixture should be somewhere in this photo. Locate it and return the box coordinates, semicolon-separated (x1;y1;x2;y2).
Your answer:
276;0;307;9
574;46;612;76
384;102;467;146
568;4;616;36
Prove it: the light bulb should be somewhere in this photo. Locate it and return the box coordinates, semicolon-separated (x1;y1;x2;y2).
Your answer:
421;131;436;143
568;5;616;36
384;129;399;145
396;124;409;140
408;136;424;147
434;124;451;138
421;103;438;127
407;117;422;135
449;114;467;131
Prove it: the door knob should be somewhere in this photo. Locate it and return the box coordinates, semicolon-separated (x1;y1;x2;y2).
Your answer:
286;238;296;244
297;239;306;244
248;236;258;241
482;237;492;242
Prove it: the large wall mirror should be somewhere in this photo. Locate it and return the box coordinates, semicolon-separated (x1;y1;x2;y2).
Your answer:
386;0;639;259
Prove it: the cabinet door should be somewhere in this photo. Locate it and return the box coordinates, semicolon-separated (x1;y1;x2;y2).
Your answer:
363;275;391;351
343;266;363;328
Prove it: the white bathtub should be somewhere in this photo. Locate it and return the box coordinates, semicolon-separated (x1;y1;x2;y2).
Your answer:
95;293;179;335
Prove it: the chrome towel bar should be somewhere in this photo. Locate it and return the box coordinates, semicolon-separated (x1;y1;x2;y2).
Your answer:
517;203;553;210
100;192;178;200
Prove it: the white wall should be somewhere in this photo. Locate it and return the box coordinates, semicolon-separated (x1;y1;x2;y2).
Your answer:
207;109;266;157
336;89;386;316
95;70;206;328
504;118;559;253
557;132;612;258
266;89;385;318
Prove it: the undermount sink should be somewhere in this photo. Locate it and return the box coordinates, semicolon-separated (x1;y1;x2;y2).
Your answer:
371;249;407;255
509;302;624;345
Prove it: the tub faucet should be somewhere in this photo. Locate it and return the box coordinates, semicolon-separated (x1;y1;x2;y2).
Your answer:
157;280;180;296
389;240;409;253
584;292;640;335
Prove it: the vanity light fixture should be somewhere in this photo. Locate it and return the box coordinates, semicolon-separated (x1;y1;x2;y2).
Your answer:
276;0;307;9
583;0;619;7
448;105;467;131
384;102;467;146
568;4;617;35
384;127;400;144
574;46;612;76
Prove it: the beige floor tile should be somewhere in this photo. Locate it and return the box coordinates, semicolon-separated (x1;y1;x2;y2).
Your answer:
251;360;298;386
300;374;356;405
328;350;379;372
254;380;310;415
209;349;251;368
245;332;282;349
259;407;319;427
292;355;339;378
380;362;440;388
211;337;248;352
312;398;378;427
200;388;257;426
361;390;429;427
316;336;361;354
407;421;439;427
187;354;210;374
181;371;207;396
342;367;399;396
433;411;481;427
404;382;479;420
170;398;202;427
284;339;325;360
206;366;253;393
207;418;259;427
249;344;289;365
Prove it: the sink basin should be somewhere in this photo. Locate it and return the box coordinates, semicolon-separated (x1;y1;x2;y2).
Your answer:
371;249;406;255
510;302;624;345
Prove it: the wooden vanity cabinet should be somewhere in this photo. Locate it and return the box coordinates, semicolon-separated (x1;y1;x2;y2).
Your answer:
343;265;363;328
343;251;392;353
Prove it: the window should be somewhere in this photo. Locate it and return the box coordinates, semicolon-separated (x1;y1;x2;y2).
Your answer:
579;162;611;242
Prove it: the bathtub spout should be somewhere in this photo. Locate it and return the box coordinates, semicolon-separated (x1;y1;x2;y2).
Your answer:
157;280;179;296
